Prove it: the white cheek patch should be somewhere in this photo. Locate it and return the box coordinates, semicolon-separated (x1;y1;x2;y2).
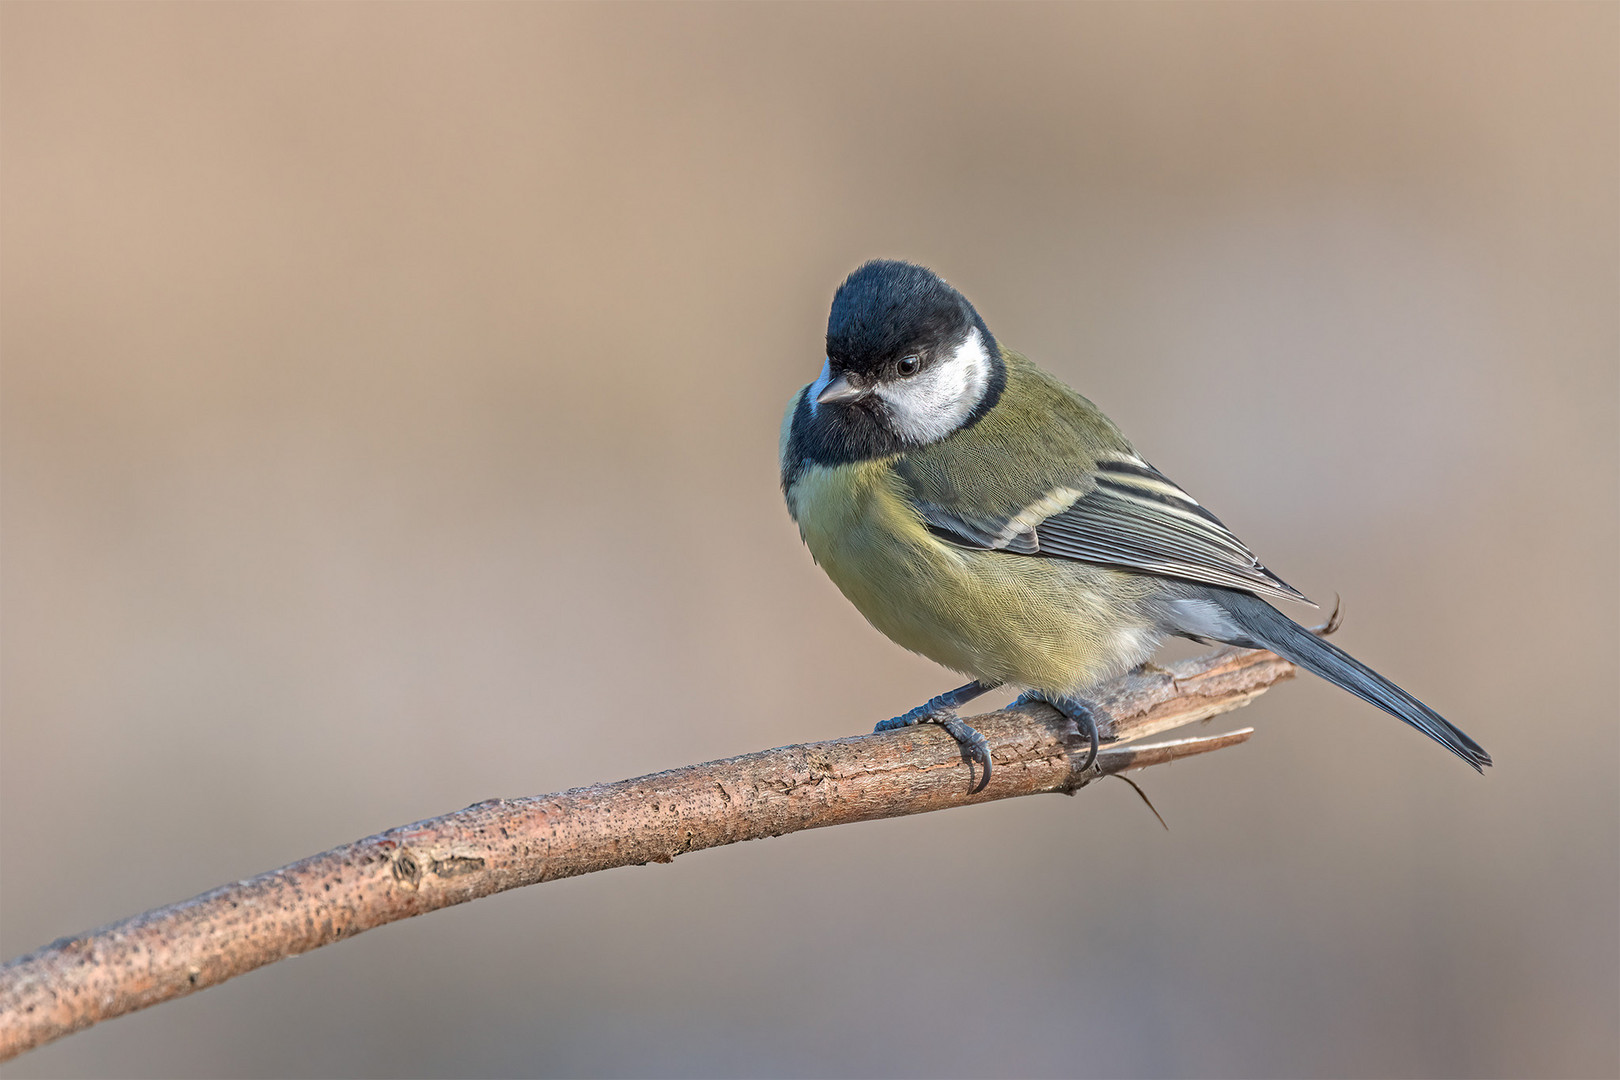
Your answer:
807;358;832;417
874;327;991;445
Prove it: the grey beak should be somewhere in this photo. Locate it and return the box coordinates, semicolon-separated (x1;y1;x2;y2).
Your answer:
816;373;869;405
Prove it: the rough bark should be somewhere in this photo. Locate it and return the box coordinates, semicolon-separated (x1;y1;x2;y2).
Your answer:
0;646;1293;1061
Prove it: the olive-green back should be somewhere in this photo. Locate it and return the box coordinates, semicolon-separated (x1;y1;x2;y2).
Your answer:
892;350;1132;517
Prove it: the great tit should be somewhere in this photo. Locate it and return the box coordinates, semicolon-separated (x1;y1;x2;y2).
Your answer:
781;259;1490;793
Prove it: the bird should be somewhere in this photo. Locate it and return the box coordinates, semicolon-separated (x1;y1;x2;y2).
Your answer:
780;259;1491;793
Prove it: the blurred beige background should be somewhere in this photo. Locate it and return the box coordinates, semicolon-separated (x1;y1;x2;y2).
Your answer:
2;3;1615;1077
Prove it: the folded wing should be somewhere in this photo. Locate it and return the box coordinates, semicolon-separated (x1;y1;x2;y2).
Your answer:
913;455;1310;605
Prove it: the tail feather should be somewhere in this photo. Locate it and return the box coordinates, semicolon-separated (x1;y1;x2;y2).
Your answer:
1206;589;1491;772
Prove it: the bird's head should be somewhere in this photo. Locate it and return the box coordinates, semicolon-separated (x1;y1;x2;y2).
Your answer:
810;260;1003;448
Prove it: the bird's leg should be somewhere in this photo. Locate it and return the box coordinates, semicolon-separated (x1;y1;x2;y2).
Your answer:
874;680;1001;793
1011;692;1114;775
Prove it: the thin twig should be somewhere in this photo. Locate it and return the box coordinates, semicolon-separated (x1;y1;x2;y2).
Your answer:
0;646;1293;1062
1112;773;1170;830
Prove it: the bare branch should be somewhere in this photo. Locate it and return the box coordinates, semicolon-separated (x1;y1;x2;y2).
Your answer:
0;647;1293;1061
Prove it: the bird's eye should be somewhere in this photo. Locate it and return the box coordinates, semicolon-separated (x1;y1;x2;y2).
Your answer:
897;356;921;377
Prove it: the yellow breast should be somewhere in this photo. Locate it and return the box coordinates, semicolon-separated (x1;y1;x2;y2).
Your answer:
785;458;1160;694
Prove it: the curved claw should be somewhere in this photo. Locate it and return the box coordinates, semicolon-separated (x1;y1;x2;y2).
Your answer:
874;709;993;793
873;681;1000;792
1074;711;1100;775
1015;691;1106;776
936;715;992;793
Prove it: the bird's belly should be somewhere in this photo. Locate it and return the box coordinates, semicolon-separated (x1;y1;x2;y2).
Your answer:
790;463;1162;695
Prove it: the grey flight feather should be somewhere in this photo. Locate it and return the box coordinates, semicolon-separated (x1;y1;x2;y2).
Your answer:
912;457;1310;605
1180;587;1493;771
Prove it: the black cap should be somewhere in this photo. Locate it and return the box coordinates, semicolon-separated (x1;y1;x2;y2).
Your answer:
826;260;996;379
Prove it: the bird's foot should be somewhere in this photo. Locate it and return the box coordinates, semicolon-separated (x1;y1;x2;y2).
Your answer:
874;680;999;794
1012;692;1114;775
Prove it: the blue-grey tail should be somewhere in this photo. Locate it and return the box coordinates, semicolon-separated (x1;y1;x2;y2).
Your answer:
1204;589;1491;772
